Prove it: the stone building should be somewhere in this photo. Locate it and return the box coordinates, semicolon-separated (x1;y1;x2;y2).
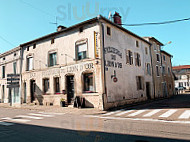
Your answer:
0;47;21;106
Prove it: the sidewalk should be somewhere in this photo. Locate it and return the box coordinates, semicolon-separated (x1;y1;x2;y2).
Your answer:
0;103;103;115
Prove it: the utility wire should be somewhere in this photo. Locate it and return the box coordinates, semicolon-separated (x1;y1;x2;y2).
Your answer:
121;17;190;26
0;35;16;47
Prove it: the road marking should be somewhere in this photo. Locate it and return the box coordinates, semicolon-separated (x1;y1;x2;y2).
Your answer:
159;109;177;118
143;109;161;117
15;115;43;120
128;110;147;117
102;109;124;116
178;110;190;119
0;121;14;126
115;110;135;116
84;115;190;124
28;113;54;117
1;117;31;123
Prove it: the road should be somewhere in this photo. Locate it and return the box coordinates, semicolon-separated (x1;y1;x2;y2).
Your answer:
0;94;190;142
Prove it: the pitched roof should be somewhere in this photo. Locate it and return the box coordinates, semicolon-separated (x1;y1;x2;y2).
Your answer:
161;50;173;57
173;65;190;70
143;37;164;46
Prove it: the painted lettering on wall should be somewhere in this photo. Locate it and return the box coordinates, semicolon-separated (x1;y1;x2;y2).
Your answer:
104;47;122;59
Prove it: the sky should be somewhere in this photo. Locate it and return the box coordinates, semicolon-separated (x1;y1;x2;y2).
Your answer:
0;0;190;66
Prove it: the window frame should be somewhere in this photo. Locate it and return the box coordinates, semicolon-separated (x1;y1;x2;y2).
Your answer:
156;53;160;62
83;72;95;93
26;55;34;71
54;77;60;93
136;76;144;90
107;26;111;36
156;65;160;77
2;66;5;78
48;52;58;67
43;78;50;94
75;39;88;61
126;50;133;65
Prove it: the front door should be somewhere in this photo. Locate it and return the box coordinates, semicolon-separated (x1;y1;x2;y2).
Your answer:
30;80;36;103
66;75;75;104
146;82;151;100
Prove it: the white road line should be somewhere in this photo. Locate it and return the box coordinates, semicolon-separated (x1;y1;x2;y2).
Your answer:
115;110;135;116
178;110;190;119
28;113;54;117
159;110;177;118
84;115;190;124
15;115;43;120
1;117;31;123
128;110;147;117
102;109;124;116
0;121;14;126
143;109;161;117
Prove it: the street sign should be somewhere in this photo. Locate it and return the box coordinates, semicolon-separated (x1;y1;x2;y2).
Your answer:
7;74;20;88
7;84;20;88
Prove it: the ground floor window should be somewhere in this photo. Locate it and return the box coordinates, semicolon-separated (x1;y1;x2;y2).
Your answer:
54;77;60;93
136;76;144;90
43;78;49;94
83;73;94;92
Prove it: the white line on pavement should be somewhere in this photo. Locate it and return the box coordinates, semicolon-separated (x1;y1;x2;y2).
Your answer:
128;110;147;117
1;117;31;123
15;115;43;120
143;109;162;117
38;112;65;115
102;109;124;116
159;110;177;118
178;110;190;119
115;110;135;116
84;115;190;124
28;113;54;117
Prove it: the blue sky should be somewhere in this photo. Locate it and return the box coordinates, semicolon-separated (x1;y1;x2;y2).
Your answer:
0;0;190;66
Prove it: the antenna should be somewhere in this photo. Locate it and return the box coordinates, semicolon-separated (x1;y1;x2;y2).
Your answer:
108;12;112;21
50;16;58;29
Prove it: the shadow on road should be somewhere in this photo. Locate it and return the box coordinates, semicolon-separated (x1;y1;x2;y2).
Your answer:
0;122;189;142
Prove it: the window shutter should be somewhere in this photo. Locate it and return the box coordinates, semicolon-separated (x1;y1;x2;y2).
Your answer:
136;76;139;90
126;50;129;64
139;54;141;66
135;53;137;66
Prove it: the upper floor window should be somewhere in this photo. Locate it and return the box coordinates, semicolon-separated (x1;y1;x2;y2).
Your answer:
107;26;111;36
156;66;160;77
3;57;5;60
162;66;166;75
126;50;133;65
26;56;33;71
27;46;30;51
76;42;87;60
33;44;36;49
145;47;148;55
2;66;5;78
79;27;83;33
49;52;57;67
153;43;157;51
136;41;139;47
168;67;171;75
51;38;55;44
163;55;166;61
156;54;160;62
146;63;151;75
135;53;141;66
14;53;17;56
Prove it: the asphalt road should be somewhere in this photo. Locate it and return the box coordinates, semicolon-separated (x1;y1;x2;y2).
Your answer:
0;94;190;142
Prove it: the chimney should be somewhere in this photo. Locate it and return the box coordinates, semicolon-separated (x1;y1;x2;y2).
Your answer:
113;12;122;25
57;25;66;32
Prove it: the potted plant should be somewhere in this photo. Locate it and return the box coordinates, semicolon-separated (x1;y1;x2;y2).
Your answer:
60;98;65;107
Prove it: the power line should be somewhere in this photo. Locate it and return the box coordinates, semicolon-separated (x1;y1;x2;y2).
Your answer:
0;35;16;47
121;17;190;26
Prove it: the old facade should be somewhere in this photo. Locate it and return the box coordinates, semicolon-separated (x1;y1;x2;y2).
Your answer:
0;14;174;110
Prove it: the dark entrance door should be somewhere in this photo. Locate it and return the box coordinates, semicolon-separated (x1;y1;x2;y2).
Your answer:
30;80;36;103
146;82;151;100
66;75;75;104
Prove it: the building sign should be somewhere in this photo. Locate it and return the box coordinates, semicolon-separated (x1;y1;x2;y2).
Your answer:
94;31;100;59
7;74;20;88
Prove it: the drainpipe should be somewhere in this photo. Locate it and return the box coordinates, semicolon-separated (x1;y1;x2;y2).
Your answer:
19;46;23;105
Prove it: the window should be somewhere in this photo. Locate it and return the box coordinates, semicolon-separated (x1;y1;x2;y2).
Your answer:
51;38;55;44
136;41;139;47
43;78;49;94
135;53;141;66
26;56;33;71
13;62;17;74
136;76;144;90
3;57;5;60
168;67;170;75
49;52;57;67
33;44;36;49
153;43;157;51
107;26;111;36
14;53;17;56
146;63;151;75
2;66;5;78
157;45;160;51
79;27;83;33
76;43;87;60
163;55;166;61
27;46;30;51
162;66;166;75
156;54;160;62
54;77;60;93
126;50;133;65
83;73;94;92
184;82;186;86
156;66;160;76
145;47;148;55
187;82;189;87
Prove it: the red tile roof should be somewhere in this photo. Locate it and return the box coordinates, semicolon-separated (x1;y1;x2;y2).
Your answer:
173;65;190;70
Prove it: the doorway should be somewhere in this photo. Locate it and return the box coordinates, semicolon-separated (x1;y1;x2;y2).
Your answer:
146;82;151;100
30;80;36;103
66;75;75;104
23;82;27;103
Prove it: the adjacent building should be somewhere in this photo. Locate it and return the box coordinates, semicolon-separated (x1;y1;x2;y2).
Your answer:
0;13;174;110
